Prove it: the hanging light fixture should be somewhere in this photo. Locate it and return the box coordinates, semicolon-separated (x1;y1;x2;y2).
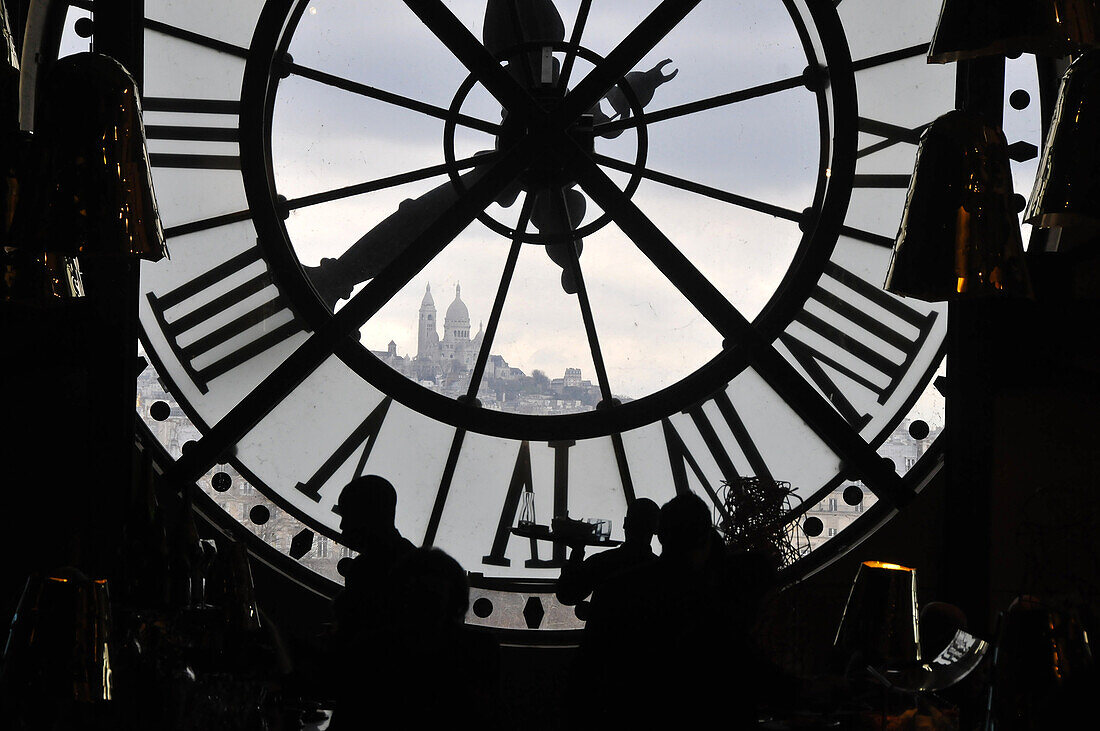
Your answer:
834;560;922;670
0;568;115;726
928;0;1100;63
884;110;1033;301
1024;51;1100;233
30;52;167;262
1;0;86;304
987;596;1095;729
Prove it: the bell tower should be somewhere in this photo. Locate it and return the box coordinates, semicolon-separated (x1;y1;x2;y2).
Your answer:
417;283;439;359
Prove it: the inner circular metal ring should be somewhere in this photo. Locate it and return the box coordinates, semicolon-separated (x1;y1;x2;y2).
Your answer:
441;40;648;245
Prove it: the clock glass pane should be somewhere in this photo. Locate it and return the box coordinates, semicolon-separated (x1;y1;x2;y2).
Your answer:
271;0;827;409
123;0;988;608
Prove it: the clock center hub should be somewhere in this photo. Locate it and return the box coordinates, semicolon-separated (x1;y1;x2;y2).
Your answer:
496;100;595;191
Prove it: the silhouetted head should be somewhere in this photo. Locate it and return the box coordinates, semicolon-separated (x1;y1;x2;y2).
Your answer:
392;547;470;627
337;475;398;543
623;498;660;544
920;601;968;659
657;493;712;558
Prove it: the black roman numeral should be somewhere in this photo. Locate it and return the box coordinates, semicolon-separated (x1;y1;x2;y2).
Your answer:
423;427;468;547
292;397;393;505
146;244;305;393
610;432;636;504
143;97;241;170
779;261;938;428
483;440;574;569
662;390;775;521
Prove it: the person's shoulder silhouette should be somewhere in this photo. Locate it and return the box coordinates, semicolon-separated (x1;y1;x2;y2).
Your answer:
353;547;502;729
556;497;660;607
331;475;415;638
576;492;757;726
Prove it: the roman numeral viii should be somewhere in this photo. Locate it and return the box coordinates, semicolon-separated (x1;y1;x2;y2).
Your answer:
146;244;305;393
779;262;938;428
143;96;240;170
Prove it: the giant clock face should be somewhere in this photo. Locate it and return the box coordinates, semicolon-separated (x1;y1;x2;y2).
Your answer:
127;0;961;623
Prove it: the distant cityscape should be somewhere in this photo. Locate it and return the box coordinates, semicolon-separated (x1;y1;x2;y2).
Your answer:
371;283;609;414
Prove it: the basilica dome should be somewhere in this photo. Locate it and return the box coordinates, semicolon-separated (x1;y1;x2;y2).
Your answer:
445;284;470;325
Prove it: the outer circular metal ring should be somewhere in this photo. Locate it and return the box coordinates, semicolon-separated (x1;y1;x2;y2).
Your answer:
240;0;855;443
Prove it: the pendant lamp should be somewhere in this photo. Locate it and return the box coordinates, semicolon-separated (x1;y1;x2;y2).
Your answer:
834;560;922;670
987;596;1095;729
1025;51;1100;232
31;52;167;261
929;0;1100;63
0;568;115;722
884;110;1033;300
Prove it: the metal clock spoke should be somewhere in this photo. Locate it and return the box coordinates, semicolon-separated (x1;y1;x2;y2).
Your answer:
287;62;500;135
163;209;254;241
558;0;702;125
557;0;593;90
167;141;535;485
402;0;538;122
570;150;751;341
144;16;249;60
465;193;535;401
594;72;811;136
283;152;499;212
851;42;930;72
553;188;614;404
593;152;805;225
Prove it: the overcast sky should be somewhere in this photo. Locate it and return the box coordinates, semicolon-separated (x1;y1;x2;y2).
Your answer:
271;0;820;399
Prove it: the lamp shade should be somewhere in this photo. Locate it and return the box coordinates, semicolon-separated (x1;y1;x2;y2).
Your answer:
885;110;1033;301
0;247;85;302
1024;51;1100;231
834;560;922;669
0;568;114;705
204;539;262;633
30;52;166;261
928;0;1100;63
988;596;1095;729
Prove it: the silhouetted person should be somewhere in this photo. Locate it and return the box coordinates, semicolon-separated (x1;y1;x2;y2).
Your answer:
574;494;728;723
575;493;785;727
331;474;415;637
332;548;501;730
555;497;660;607
328;475;416;729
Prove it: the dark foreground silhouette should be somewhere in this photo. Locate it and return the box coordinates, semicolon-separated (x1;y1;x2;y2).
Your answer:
573;493;781;728
328;475;500;729
555;497;660;608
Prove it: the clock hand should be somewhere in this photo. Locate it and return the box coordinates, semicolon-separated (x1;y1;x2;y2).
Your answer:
531;186;585;294
483;0;565;62
304;159;496;311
